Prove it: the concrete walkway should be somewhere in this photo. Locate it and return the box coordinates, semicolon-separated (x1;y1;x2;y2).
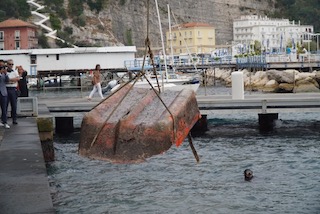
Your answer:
0;117;55;214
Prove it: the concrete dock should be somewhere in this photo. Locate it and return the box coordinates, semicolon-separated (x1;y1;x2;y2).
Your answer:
0;117;55;214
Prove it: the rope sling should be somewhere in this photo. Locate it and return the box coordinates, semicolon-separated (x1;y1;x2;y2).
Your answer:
89;0;176;152
88;0;199;163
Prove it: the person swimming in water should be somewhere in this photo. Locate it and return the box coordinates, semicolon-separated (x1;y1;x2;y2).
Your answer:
244;169;253;181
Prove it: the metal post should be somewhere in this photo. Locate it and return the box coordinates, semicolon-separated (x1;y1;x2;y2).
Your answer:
261;100;267;114
167;4;174;66
204;69;207;96
213;67;216;86
155;0;168;85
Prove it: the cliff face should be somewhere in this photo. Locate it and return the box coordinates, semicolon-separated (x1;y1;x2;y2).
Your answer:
58;0;275;51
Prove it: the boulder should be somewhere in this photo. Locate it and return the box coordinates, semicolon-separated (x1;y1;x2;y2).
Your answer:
262;80;279;92
295;71;316;82
267;69;295;83
315;70;320;85
294;78;320;93
278;83;294;92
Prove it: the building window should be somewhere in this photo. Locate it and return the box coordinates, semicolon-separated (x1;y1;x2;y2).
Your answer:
15;30;20;40
0;42;4;50
0;31;3;41
31;55;37;64
15;41;20;50
28;29;35;38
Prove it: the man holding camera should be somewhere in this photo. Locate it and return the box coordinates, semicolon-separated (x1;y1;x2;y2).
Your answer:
0;59;10;128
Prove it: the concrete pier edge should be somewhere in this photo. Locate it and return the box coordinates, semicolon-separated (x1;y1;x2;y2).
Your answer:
0;104;55;213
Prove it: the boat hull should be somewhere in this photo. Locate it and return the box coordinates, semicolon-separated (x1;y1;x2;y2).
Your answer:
79;84;201;163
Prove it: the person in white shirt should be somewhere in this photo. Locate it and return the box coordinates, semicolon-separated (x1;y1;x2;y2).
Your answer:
5;60;20;125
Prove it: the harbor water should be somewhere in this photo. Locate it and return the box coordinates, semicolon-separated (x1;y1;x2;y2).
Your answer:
36;87;320;214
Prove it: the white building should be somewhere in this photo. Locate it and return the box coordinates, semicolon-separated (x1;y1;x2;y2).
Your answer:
0;46;136;76
233;15;314;54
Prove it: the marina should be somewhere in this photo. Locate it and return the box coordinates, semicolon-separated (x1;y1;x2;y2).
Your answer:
1;85;320;213
0;0;319;212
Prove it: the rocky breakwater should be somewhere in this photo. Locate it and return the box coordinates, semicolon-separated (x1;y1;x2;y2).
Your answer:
205;68;320;93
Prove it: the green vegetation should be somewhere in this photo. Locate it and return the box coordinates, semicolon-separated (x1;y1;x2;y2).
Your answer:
125;29;133;46
68;0;84;17
38;33;50;48
119;0;126;6
270;0;320;31
87;0;104;12
0;0;31;21
50;13;62;30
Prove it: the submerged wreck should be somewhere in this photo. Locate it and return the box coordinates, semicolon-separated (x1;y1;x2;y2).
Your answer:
78;84;201;163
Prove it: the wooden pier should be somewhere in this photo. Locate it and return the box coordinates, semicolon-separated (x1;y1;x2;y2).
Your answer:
30;91;320;132
196;93;320;114
37;92;320;115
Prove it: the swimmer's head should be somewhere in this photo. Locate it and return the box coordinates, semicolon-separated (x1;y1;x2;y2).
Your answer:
244;169;253;181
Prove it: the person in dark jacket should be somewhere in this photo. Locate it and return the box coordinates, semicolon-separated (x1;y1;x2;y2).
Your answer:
17;66;28;97
0;62;10;128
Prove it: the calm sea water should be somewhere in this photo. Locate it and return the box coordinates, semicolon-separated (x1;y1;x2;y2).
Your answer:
41;87;320;214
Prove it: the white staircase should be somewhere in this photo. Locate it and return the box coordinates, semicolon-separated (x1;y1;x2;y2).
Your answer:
27;0;77;47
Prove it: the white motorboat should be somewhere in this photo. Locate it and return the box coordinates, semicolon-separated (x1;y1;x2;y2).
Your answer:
132;73;200;92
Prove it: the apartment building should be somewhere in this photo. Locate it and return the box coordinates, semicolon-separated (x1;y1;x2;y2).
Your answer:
0;19;38;50
233;15;314;53
166;22;216;55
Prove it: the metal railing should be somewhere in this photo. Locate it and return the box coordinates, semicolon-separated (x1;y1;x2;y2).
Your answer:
33;71;117;98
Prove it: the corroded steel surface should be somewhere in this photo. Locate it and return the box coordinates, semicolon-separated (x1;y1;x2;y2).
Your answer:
79;84;201;163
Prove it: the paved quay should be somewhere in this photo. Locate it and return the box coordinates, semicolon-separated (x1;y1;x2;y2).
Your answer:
0;117;55;214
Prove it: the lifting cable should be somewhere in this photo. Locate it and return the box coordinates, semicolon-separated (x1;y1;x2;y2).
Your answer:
89;0;177;151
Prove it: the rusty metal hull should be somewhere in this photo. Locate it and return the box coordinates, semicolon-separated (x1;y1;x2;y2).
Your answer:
78;84;201;163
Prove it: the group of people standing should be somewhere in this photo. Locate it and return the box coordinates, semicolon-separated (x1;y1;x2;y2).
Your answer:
0;59;28;129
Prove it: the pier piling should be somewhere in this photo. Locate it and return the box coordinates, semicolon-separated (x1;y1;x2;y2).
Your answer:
258;113;279;131
55;117;74;134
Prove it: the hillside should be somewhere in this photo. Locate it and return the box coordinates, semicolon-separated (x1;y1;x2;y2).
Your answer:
1;0;319;52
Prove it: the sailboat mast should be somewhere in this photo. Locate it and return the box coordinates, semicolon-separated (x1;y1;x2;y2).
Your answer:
168;4;174;67
155;0;168;83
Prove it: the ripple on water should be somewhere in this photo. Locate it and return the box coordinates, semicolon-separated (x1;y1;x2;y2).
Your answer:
48;113;320;214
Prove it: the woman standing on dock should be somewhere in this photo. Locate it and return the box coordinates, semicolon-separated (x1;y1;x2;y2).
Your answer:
88;64;104;100
17;66;28;97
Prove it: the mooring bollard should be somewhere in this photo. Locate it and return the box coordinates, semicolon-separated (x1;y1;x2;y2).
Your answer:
36;116;55;162
231;71;244;100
